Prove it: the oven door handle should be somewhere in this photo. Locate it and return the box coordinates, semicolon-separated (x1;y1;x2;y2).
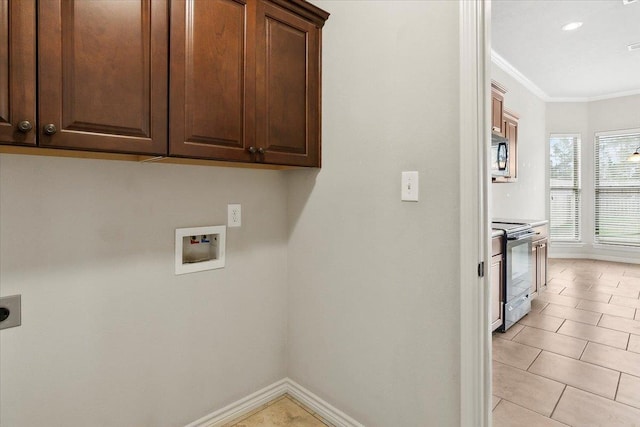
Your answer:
507;230;537;241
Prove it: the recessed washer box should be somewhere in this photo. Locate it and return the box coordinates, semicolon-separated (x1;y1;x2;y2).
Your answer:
175;225;226;275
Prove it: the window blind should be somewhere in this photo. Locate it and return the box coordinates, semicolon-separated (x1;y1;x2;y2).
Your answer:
550;134;581;241
595;130;640;247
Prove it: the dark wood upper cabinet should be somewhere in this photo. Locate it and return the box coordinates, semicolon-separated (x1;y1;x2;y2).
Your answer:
170;0;253;162
0;0;37;146
255;0;323;167
38;0;168;155
2;0;327;167
170;0;328;167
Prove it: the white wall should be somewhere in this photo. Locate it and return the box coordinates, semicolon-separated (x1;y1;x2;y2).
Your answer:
287;1;461;425
0;155;289;426
547;94;640;262
491;64;547;220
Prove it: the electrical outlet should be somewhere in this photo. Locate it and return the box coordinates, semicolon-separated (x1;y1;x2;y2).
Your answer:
228;204;241;227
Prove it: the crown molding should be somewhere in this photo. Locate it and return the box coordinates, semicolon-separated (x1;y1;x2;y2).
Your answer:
491;49;640;103
490;50;549;101
548;88;640;103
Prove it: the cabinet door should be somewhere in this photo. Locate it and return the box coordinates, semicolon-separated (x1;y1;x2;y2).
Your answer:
255;0;321;167
38;0;167;154
491;254;504;332
505;116;518;180
537;239;547;291
0;0;36;145
169;0;253;162
491;91;504;136
531;243;538;296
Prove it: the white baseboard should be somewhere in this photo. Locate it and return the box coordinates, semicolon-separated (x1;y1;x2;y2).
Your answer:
184;379;288;427
285;379;364;427
185;378;363;427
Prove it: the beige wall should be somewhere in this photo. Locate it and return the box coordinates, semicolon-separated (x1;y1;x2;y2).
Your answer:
287;1;461;425
491;65;547;221
0;155;289;426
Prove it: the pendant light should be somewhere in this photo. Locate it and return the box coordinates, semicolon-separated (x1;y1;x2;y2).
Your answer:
628;146;640;162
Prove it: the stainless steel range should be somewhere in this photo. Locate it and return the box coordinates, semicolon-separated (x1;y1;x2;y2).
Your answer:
492;221;536;331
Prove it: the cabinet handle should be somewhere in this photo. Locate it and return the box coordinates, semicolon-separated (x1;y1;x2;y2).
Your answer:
492;126;500;132
539;243;546;249
43;124;57;135
17;120;33;133
247;146;257;154
258;148;265;155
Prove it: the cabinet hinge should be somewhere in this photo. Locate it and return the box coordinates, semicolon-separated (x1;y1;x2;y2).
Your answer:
478;262;485;278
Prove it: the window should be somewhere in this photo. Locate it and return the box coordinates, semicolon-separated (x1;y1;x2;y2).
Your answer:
595;129;640;247
549;134;581;241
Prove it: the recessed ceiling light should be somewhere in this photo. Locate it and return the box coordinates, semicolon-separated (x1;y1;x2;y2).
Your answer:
623;0;638;5
629;42;640;51
561;22;583;31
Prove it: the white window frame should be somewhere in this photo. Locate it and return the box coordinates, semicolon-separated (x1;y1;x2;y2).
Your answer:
549;133;581;242
594;128;640;248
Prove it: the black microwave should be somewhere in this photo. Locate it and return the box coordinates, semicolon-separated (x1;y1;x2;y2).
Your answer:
491;134;509;177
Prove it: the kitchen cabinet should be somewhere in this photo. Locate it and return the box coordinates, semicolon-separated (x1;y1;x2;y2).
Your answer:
38;0;168;155
504;111;518;181
169;0;252;162
0;0;36;146
2;0;328;168
170;0;328;167
491;233;505;332
530;224;548;298
491;81;506;137
493;110;519;183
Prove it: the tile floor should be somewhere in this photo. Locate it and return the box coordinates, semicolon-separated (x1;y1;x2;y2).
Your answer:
492;258;640;427
223;394;331;427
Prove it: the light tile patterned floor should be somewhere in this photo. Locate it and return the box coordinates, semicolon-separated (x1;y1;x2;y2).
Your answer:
493;258;640;427
223;394;331;427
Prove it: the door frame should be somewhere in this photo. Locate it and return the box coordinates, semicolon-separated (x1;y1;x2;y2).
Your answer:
459;1;491;426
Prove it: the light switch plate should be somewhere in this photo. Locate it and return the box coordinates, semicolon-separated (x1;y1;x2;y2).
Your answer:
0;294;21;330
401;171;419;202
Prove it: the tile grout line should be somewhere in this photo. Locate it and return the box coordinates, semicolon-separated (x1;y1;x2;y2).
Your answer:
578;340;589;360
614;371;622;402
525;347;544;372
549;384;568;420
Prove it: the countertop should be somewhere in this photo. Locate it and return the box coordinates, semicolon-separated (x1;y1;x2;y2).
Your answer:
492;229;505;238
493;218;548;227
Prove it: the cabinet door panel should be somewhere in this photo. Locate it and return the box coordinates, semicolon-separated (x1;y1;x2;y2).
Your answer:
531;244;538;295
0;0;36;145
491;254;504;331
505;117;518;179
169;0;252;161
256;0;320;167
538;240;547;290
491;93;504;136
39;0;167;154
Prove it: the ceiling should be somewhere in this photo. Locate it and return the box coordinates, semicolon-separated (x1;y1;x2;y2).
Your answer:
492;0;640;100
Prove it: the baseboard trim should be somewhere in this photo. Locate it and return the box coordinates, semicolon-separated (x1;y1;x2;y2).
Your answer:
285;379;364;427
185;378;363;427
185;379;288;427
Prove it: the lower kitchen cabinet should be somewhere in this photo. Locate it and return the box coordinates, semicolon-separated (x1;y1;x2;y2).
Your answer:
491;234;504;332
531;224;548;298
